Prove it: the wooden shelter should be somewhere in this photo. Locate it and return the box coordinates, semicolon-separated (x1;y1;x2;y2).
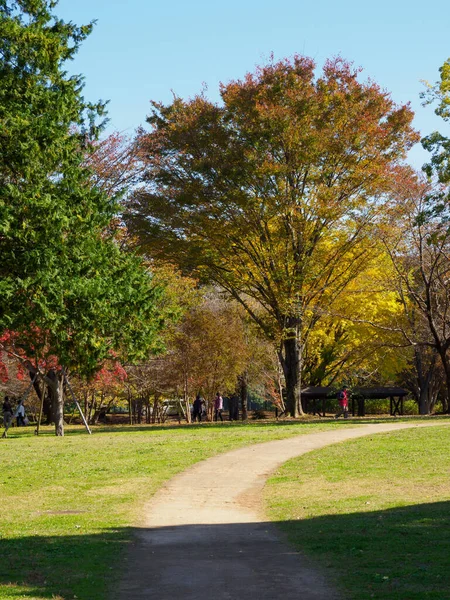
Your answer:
300;386;409;417
351;387;409;416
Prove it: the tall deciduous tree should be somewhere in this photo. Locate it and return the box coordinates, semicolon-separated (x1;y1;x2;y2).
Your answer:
128;56;418;416
421;58;450;187
387;59;450;413
381;175;450;413
0;1;170;435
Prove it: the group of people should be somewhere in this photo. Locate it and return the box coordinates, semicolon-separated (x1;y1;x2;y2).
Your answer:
192;388;350;422
2;396;28;437
192;392;239;422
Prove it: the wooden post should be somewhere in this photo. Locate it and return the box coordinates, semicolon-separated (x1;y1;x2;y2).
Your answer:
357;398;365;417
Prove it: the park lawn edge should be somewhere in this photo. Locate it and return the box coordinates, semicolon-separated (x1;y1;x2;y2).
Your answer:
264;422;450;600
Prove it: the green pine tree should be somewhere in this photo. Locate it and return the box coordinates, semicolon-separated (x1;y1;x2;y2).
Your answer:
0;0;171;435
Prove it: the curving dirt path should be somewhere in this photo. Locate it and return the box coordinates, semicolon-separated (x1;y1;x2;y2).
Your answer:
116;421;447;600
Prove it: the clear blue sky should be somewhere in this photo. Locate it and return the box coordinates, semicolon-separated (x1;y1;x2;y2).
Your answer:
57;0;450;170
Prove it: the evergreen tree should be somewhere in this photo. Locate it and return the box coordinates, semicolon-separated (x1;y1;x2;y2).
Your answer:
0;0;169;435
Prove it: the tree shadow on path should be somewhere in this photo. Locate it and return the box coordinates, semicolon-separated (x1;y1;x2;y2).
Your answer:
0;501;448;599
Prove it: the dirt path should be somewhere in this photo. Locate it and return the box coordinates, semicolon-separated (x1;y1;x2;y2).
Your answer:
116;421;446;600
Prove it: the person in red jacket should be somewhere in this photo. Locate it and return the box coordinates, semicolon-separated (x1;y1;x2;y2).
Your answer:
335;386;349;419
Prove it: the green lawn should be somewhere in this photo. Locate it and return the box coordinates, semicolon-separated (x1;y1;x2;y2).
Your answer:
264;424;450;600
0;419;337;600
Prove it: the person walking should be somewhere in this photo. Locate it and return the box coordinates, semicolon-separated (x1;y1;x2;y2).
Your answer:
214;392;223;422
335;386;349;419
2;396;13;438
16;402;26;427
228;394;239;421
192;394;203;422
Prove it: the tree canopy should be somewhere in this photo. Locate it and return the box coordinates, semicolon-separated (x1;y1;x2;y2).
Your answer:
127;56;419;416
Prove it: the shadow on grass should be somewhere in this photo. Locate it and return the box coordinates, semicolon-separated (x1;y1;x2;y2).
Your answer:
5;415;448;439
86;415;450;435
2;420;331;438
1;501;449;599
277;500;450;600
0;527;133;599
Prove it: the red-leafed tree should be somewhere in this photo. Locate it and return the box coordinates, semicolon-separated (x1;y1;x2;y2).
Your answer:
70;360;128;424
84;131;145;199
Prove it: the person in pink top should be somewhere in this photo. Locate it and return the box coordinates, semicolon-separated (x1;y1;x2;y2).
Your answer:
214;392;223;422
335;386;349;419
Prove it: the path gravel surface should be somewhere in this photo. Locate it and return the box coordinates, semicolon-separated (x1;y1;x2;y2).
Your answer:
116;421;445;600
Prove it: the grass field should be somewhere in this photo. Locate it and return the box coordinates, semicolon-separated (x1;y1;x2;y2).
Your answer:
264;424;450;600
0;419;340;600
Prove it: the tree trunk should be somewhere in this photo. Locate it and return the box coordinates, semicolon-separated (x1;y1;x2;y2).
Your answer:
276;365;286;414
239;373;248;421
136;397;142;424
418;389;429;415
87;390;96;424
435;346;450;414
184;374;191;423
145;398;151;423
30;370;53;424
84;391;89;423
128;392;133;425
47;370;65;436
281;317;304;417
152;394;159;424
443;360;450;415
414;348;433;415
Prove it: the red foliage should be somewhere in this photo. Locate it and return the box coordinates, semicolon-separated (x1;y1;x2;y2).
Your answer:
94;361;127;389
16;362;27;381
84;132;144;198
0;353;8;384
0;328;62;383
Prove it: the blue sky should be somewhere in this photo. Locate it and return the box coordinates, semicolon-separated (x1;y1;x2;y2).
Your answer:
57;0;450;170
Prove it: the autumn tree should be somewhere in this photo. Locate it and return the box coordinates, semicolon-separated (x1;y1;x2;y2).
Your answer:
123;361;167;424
70;360;128;425
127;56;418;416
122;265;199;424
83;131;145;199
168;292;250;419
0;0;172;435
303;254;409;389
380;174;450;413
0;346;29;406
121;289;276;423
374;60;450;414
